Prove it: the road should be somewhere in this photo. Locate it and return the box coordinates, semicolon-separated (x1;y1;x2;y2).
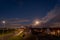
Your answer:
0;30;24;40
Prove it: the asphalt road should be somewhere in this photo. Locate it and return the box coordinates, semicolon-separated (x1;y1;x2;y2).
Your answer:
0;30;23;40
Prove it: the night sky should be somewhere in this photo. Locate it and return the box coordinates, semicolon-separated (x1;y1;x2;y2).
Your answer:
0;0;59;19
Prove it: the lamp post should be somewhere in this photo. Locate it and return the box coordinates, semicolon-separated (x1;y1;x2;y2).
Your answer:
2;21;5;28
2;21;6;40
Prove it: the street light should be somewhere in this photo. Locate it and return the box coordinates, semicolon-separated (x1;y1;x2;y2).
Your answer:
2;21;5;24
2;21;6;40
2;21;6;29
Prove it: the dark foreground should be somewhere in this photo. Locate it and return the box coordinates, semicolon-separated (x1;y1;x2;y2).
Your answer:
0;28;60;40
24;33;60;40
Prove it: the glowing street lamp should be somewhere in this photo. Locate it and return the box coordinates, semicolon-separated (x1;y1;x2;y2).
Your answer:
2;21;6;28
2;21;5;24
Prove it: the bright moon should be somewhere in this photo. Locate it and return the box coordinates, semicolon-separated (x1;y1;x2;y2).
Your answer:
35;21;40;25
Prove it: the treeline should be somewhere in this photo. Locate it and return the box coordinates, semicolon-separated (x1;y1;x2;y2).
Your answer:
0;29;15;34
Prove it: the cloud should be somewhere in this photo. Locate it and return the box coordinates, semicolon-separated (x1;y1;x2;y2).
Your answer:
42;5;60;23
0;18;30;24
7;18;30;24
11;20;29;23
0;18;30;27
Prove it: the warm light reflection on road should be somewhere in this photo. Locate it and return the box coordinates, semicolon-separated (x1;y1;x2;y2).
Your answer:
50;31;55;35
15;31;23;36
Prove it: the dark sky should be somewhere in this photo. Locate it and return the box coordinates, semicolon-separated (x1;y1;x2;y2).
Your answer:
0;0;59;19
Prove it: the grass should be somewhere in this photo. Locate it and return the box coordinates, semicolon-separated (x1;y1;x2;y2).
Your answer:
0;30;15;37
0;32;13;37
